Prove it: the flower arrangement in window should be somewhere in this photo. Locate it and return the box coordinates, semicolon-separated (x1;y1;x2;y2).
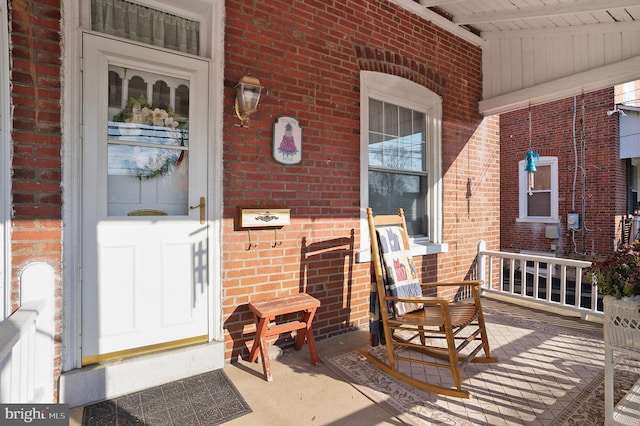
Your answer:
112;94;183;128
111;95;187;179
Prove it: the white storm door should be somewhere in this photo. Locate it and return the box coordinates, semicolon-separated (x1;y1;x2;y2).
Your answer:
81;32;210;364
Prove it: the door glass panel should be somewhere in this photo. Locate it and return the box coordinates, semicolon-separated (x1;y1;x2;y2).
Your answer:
106;65;189;217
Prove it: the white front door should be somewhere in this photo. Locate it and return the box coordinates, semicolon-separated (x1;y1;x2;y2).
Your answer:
81;33;210;365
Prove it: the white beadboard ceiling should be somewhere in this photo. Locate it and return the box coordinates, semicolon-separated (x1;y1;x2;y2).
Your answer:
391;0;640;115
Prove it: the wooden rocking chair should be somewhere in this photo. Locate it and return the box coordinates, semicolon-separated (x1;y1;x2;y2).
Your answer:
359;207;497;398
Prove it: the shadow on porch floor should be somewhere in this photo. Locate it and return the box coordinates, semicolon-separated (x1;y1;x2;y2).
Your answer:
70;298;627;426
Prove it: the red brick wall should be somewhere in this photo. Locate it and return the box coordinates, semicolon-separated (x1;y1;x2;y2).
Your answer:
5;0;501;390
500;88;624;258
223;0;500;362
9;0;63;400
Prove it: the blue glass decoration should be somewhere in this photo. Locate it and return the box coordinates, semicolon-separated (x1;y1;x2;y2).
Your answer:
525;149;539;194
524;150;539;172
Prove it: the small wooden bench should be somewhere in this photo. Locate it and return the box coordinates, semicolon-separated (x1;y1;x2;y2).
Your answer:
248;293;321;381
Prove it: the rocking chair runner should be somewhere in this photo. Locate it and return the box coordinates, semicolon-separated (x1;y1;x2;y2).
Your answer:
359;207;497;398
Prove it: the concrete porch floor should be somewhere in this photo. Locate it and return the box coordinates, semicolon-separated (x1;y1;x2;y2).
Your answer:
69;327;395;425
68;298;609;426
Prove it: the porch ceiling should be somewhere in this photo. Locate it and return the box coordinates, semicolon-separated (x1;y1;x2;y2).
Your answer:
392;0;640;115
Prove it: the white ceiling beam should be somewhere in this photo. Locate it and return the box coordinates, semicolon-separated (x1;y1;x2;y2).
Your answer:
389;0;485;47
481;20;640;39
455;0;640;25
479;55;640;115
418;0;465;7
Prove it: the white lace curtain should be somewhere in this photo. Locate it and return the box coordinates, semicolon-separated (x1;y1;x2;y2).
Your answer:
92;0;199;55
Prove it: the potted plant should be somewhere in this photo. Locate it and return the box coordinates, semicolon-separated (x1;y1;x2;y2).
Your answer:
591;241;640;300
591;242;640;424
590;241;640;353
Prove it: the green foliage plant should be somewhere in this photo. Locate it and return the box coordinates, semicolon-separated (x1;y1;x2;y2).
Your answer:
591;241;640;299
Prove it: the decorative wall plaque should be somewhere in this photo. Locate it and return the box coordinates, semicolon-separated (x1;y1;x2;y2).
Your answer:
239;208;290;228
272;115;302;165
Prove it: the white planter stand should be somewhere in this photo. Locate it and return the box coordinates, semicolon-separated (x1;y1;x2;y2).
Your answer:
603;295;640;426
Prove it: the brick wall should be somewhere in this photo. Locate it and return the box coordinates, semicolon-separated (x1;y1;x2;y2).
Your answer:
500;88;624;258
222;0;500;362
4;0;501;390
9;0;63;400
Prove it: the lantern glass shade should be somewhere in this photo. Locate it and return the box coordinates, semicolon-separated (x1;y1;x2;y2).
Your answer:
235;75;263;122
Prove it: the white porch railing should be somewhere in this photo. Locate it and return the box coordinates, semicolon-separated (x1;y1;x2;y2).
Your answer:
477;241;601;320
0;299;44;402
0;263;55;403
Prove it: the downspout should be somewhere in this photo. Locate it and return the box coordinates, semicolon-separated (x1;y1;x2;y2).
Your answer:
571;96;578;253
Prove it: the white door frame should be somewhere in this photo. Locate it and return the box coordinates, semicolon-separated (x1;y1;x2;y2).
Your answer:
61;0;225;371
0;1;10;321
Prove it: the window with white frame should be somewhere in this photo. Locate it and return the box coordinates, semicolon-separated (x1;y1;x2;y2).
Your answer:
360;71;445;259
368;98;427;234
518;156;558;222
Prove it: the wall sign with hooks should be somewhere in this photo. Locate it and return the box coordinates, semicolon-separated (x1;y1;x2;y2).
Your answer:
239;208;290;249
239;208;290;227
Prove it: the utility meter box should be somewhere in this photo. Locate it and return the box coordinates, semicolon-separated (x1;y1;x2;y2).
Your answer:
567;213;580;230
545;225;560;239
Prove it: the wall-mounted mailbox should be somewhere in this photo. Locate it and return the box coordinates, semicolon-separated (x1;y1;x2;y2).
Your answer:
239;208;290;228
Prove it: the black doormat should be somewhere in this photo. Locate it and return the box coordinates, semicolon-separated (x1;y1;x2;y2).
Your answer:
82;369;251;426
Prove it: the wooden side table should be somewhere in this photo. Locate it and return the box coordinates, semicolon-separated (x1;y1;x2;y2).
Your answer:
248;293;321;381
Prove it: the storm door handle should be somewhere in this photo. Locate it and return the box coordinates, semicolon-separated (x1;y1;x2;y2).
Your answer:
190;197;205;224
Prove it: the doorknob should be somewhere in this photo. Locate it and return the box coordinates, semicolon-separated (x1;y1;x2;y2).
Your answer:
189;196;205;224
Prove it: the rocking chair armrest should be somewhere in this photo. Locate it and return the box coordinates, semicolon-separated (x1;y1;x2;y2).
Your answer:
386;296;450;305
421;280;483;289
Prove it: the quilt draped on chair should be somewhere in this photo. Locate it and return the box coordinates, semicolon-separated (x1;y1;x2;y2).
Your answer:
369;225;423;346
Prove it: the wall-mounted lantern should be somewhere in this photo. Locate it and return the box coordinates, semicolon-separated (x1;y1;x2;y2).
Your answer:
234;74;263;127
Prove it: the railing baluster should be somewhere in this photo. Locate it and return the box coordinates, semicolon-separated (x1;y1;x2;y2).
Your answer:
560;265;567;306
519;258;526;297
545;262;552;302
533;261;539;299
491;255;495;288
576;268;583;309
508;258;515;293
